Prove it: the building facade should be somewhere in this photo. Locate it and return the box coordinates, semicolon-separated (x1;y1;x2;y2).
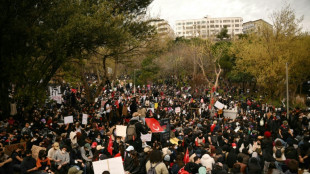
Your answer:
175;16;243;39
242;19;273;34
149;19;175;38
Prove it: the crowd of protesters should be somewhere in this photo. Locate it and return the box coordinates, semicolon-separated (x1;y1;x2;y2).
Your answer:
0;76;309;174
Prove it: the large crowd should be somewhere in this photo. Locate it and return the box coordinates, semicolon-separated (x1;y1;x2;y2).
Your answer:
0;77;309;174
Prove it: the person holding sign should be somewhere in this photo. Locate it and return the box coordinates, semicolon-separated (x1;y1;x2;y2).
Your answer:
126;112;148;153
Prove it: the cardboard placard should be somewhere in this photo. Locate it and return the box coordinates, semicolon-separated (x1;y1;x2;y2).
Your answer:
92;157;125;174
116;125;127;137
4;142;26;156
31;145;46;159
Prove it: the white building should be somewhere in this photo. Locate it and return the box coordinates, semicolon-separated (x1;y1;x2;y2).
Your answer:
175;16;243;39
149;19;175;38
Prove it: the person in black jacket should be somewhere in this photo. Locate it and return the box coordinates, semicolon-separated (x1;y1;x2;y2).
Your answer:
20;150;38;174
126;112;148;153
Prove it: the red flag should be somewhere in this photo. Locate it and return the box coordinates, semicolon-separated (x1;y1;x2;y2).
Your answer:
107;135;113;155
183;148;189;164
145;118;164;133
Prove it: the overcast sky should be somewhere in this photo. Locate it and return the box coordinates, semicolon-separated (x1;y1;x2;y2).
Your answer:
147;0;310;32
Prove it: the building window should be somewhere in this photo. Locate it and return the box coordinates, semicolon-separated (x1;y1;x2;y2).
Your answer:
186;22;193;25
210;20;214;23
223;20;230;23
202;21;206;24
235;19;239;22
210;25;214;28
215;25;219;28
235;24;239;27
201;26;206;28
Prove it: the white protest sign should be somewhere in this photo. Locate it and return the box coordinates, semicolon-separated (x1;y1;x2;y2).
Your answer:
141;133;152;142
64;116;73;124
214;101;225;109
175;107;181;113
116;125;127;137
92;157;125;174
95;98;98;102
82;114;88;125
224;110;238;120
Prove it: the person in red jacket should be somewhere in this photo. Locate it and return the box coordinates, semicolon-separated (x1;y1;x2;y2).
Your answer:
195;133;205;147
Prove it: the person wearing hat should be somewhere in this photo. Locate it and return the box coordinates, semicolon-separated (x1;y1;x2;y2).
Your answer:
80;143;93;174
68;166;83;174
47;142;60;163
125;112;148;153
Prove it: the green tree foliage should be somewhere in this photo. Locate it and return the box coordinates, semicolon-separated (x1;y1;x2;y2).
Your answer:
0;0;154;116
232;4;310;100
217;26;229;40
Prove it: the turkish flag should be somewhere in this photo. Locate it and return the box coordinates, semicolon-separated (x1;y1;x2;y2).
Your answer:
71;88;77;93
145;118;164;133
183;148;189;164
107;135;113;155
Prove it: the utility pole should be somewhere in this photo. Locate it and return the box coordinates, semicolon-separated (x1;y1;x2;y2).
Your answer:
134;69;137;96
286;62;289;119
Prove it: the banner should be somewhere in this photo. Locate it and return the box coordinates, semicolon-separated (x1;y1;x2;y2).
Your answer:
116;125;127;137
64;116;73;124
145;118;164;133
160;118;170;143
141;133;152;142
92;157;125;174
82;114;88;125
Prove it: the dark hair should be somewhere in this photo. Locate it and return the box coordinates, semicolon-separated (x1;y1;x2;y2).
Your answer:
194;156;200;162
237;156;243;163
149;150;163;163
38;150;46;160
232;163;241;174
102;171;110;174
287;159;298;173
130;150;139;166
25;150;32;155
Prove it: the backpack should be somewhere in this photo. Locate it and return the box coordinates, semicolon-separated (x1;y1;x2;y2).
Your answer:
260;118;264;126
126;123;137;141
275;147;282;158
211;135;218;145
147;162;161;174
